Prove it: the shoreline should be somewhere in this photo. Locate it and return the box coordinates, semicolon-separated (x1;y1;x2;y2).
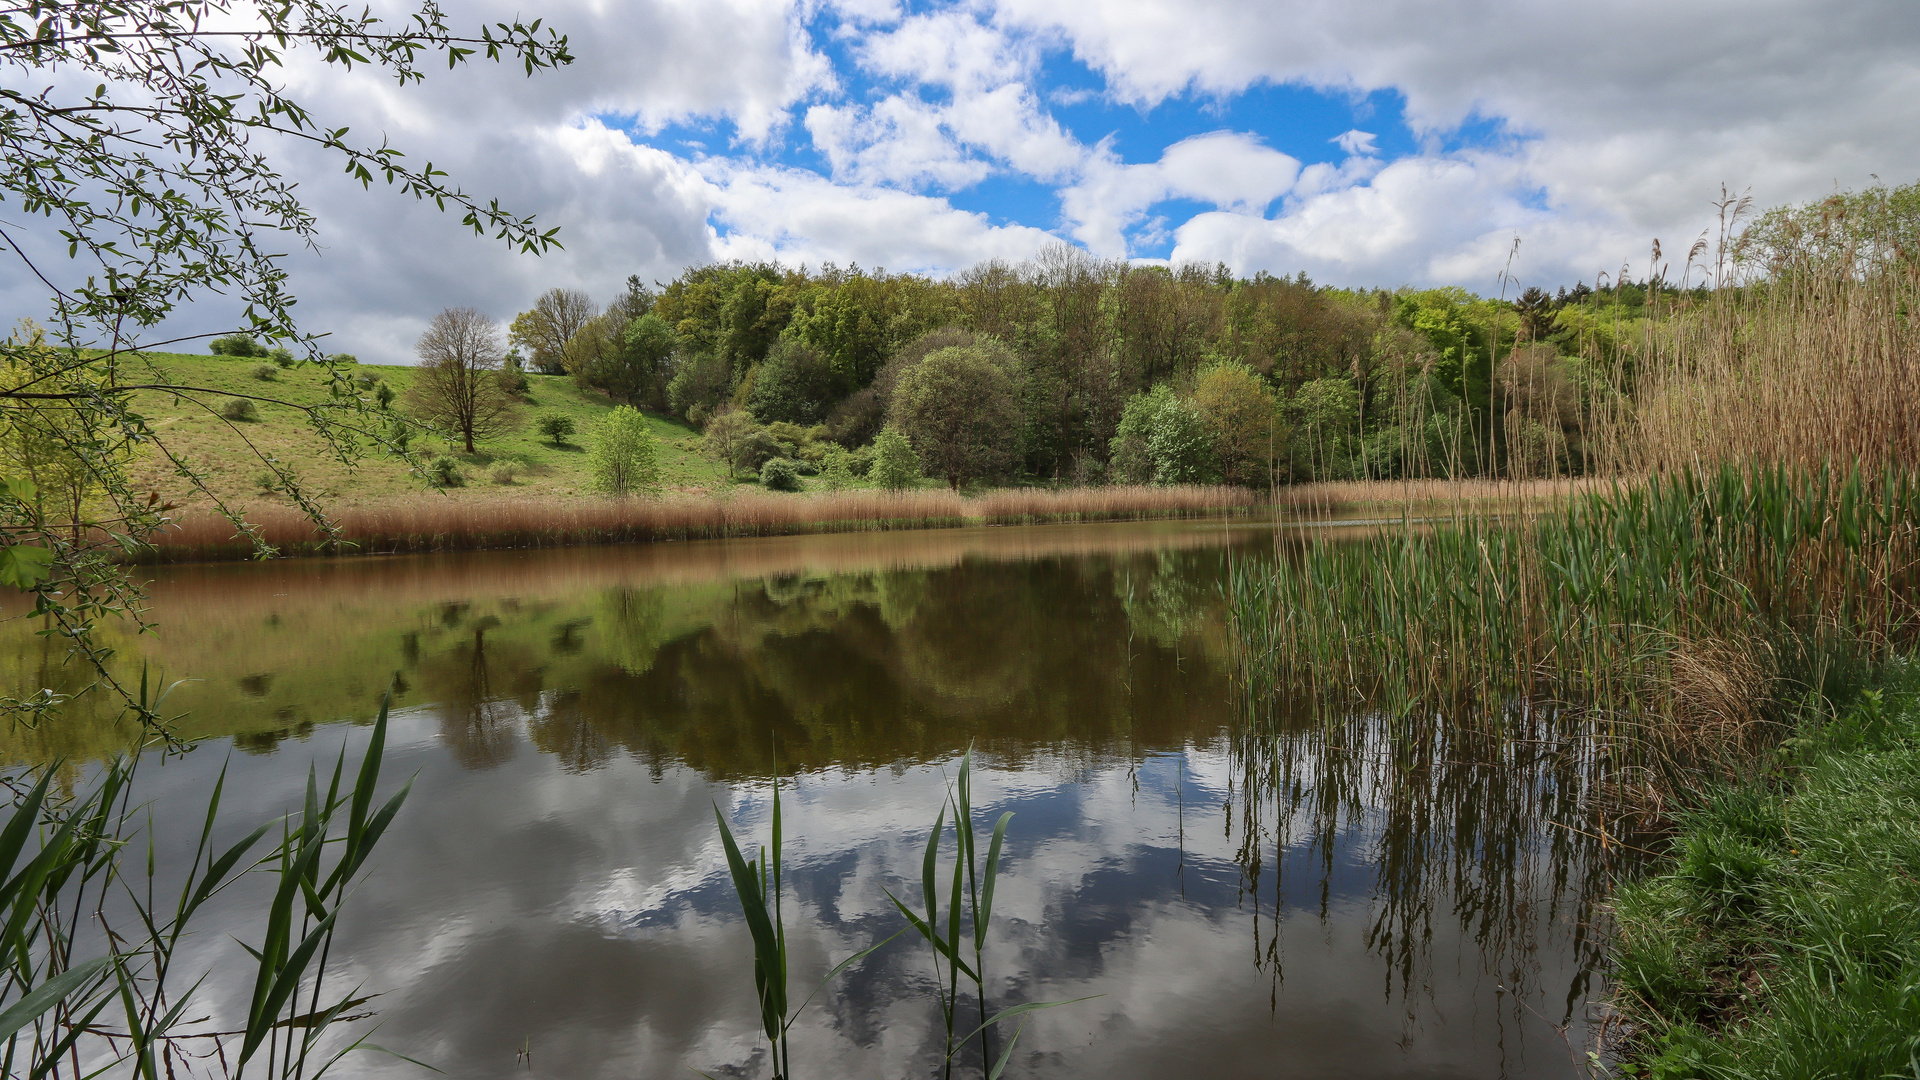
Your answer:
134;477;1594;565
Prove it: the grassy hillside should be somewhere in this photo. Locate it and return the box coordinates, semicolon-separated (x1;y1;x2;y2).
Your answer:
125;352;726;508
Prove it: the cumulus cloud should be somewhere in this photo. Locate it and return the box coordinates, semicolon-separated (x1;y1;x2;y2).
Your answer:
705;164;1061;270
1063;132;1301;255
4;0;1916;361
995;0;1920;285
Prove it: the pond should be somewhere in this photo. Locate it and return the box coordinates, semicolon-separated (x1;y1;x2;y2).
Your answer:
0;521;1616;1079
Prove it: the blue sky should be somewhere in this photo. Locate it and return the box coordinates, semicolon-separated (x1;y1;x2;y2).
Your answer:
8;0;1916;363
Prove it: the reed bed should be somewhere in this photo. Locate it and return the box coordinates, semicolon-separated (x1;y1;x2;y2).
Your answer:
1597;209;1920;477
1230;463;1920;784
141;484;1262;562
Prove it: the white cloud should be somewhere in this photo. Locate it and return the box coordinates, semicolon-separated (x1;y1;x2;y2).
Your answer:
7;0;1919;362
1332;129;1377;156
1062;132;1300;256
706;165;1062;271
995;0;1920;285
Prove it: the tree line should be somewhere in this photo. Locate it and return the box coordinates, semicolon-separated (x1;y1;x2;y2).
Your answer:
496;248;1656;490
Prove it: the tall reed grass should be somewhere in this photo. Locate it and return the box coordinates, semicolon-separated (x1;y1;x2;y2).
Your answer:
143;485;1263;562
1595;195;1920;476
1231;464;1920;785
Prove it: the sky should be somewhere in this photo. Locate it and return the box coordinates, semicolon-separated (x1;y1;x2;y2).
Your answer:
12;0;1920;364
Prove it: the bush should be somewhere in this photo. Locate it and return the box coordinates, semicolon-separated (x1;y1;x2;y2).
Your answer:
209;333;267;357
537;413;576;445
489;463;521;485
760;457;802;491
251;364;277;381
374;382;395;409
870;427;921;491
847;446;873;478
820;446;853;490
269;346;295;368
427;456;464;487
356;373;379;388
252;470;279;492
221;399;259;421
329;352;359;365
590;407;661;496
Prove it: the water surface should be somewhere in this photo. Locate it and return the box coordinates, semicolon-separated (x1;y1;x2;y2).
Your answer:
1;522;1611;1078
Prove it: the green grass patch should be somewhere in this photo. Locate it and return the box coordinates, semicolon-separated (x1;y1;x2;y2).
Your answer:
122;351;725;504
1608;666;1920;1078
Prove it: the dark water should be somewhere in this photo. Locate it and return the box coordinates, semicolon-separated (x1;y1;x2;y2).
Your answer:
1;521;1613;1079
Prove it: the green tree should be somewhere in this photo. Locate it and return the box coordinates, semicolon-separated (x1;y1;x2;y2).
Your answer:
510;288;596;375
210;333;269;357
820;445;854;491
1111;385;1218;485
593;313;677;406
748;340;842;425
1289;377;1362;480
537;413;577;445
1192;362;1281;486
701;408;760;479
870;427;922;491
590;407;662;496
668;351;732;422
890;341;1025;489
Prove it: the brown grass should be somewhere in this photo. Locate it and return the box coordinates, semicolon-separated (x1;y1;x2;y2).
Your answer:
142;484;1266;562
1598;202;1920;475
1264;476;1602;514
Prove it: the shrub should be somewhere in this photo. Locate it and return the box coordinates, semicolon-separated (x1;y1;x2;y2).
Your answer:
537;413;576;445
251;364;277;381
209;333;267;357
252;470;279;492
427;456;464;487
269;345;295;368
820;446;853;491
847;446;873;478
590;406;661;496
356;373;379;388
489;463;521;485
870;427;922;491
330;352;359;365
374;382;395;409
221;398;259;421
760;457;802;492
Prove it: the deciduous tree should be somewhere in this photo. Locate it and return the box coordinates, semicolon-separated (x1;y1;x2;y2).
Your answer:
405;308;520;453
590;407;661;496
890;341;1024;489
510;289;596;374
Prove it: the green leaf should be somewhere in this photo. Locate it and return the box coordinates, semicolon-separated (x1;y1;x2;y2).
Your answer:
0;957;112;1041
0;543;55;589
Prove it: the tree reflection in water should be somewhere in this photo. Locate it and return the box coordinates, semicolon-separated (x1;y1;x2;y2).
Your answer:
0;523;1632;1076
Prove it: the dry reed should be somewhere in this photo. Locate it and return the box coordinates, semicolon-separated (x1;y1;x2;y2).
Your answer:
1596;196;1920;475
142;484;1263;562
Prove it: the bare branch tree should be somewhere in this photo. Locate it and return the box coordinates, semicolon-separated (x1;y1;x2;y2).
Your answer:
405;307;520;453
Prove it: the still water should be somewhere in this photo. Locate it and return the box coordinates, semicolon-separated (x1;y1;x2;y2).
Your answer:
3;521;1612;1078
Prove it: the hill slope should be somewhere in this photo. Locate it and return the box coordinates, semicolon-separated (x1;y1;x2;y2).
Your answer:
124;353;724;509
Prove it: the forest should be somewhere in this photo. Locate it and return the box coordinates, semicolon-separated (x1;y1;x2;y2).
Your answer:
502;245;1660;491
